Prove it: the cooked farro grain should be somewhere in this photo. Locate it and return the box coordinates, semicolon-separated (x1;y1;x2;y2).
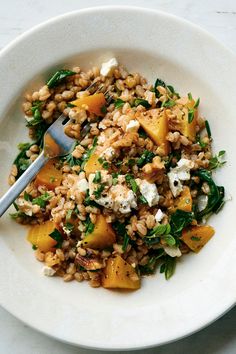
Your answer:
9;58;226;290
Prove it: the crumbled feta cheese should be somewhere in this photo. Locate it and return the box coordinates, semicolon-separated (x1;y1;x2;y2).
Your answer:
137;179;159;207
168;158;194;197
100;58;118;77
77;178;89;193
42;266;56;277
126;120;140;133
164;246;182;258
113;188;137;214
98;121;107;130
100;147;116;161
155;209;165;222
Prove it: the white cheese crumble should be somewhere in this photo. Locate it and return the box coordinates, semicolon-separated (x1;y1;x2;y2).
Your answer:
100;58;118;77
100;147;116;161
126;120;140;133
155;209;165;222
137;179;159;207
164;246;182;258
77;178;89;193
42;266;56;277
168;158;194;197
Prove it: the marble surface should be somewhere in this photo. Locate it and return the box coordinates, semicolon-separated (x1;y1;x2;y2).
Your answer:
0;0;236;353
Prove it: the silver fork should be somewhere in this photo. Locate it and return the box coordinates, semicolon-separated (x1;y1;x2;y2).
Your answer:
0;115;90;217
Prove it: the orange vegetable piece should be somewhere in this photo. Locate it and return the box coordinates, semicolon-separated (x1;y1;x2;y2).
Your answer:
169;186;192;213
84;153;103;178
35;158;62;190
181;225;215;253
102;255;140;290
27;220;58;252
137;109;169;155
70;93;106;116
82;214;116;249
177;98;197;142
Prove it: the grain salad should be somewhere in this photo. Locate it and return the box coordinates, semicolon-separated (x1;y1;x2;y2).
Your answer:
9;58;226;290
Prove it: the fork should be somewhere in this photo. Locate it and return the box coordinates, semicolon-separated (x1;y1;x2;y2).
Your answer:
0;115;90;217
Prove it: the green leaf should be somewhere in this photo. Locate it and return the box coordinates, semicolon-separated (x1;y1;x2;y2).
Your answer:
32;192;51;208
46;69;75;88
17;142;31;151
194;97;200;108
137;150;155;167
170;210;194;236
13;143;33;179
138;128;147;139
122;233;130;252
154;78;166;97
111;172;119;186
93;184;105;199
100;105;107;114
163;234;176;247
191;236;201;241
162;99;176;108
205;120;211;138
93;171;101;183
194;169;225;218
125;174;138;193
66;209;73;221
188;92;193;100
188;109;195;123
23;191;31;201
138;195;148;204
209;150;226;170
49;229;64;248
114;98;125;109
139;249;165;275
164;256;176;280
133;98;151;109
167;85;179;97
84;216;95;235
145;224;172;246
64;222;74;232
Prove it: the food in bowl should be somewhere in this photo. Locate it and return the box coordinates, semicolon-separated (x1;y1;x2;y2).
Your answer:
8;58;226;289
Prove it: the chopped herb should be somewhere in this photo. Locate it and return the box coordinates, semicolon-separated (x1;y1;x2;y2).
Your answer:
114;98;125;109
167;85;179;97
154;78;166;97
32;244;38;250
17;142;31;151
162;99;176;108
170;210;194;237
138;128;147;139
102;161;110;170
137;150;155;167
30;100;43;125
125;174;138;193
127;159;135;167
13;143;33;179
188;109;195;123
196;134;207;148
46;69;75;88
67;102;76;108
112;172;119;185
133;98;151;109
144;224;172;246
32;192;51;208
66;209;73;221
188;92;193;100
138;195;148;204
209;150;226;170
93;171;101;183
122;233;130;252
49;229;64;248
64;222;74;233
79;136;98;169
49;176;55;183
100;105;107;114
160;263;166;274
84;216;95;235
194;97;200;108
205;120;211;138
23;191;31;201
191;236;201;241
93;184;105;199
10;211;28;219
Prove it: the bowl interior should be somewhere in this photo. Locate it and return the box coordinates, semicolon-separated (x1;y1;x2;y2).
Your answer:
0;7;235;350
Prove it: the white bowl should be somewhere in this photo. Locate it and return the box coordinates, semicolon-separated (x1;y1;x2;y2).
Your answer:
0;6;235;351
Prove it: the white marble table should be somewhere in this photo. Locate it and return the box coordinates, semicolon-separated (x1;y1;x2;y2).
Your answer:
0;0;235;353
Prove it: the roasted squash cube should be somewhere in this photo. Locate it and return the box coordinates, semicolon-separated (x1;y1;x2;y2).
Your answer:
27;220;58;252
181;225;215;253
82;214;116;249
137;109;169;155
35;159;62;190
70;93;106;116
84;153;103;178
170;186;192;213
102;255;140;290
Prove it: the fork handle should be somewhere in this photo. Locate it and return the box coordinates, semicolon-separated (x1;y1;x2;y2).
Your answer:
0;152;49;217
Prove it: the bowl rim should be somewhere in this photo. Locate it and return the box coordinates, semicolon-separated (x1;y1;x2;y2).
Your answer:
0;5;235;351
